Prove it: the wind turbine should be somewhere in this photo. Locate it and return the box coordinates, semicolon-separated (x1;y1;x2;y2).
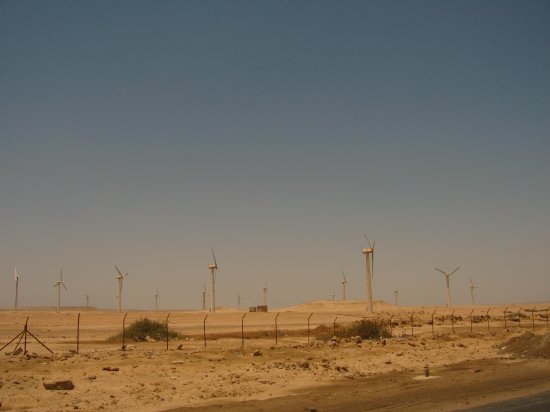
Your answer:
85;294;89;308
340;272;348;301
262;281;268;307
208;249;218;313
237;292;241;309
394;290;399;306
330;291;336;301
53;268;68;313
469;277;479;306
201;282;209;311
434;266;460;307
155;286;160;311
114;265;129;313
14;267;20;310
361;233;375;313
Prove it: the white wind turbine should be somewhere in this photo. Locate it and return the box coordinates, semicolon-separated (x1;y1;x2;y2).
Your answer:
361;233;375;313
330;291;336;301
394;290;399;306
155;286;160;311
469;277;479;306
208;249;218;313
53;268;68;313
14;267;20;310
434;266;460;307
114;265;129;313
262;281;268;307
85;294;90;308
237;292;241;309
201;282;209;311
340;272;348;301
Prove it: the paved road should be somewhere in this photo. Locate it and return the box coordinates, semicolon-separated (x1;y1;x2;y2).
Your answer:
464;391;550;412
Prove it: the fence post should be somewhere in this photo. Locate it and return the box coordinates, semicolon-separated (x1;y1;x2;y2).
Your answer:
546;307;549;328
241;313;246;347
410;312;414;337
469;309;474;333
486;308;491;331
307;313;313;343
333;317;338;336
518;307;523;328
275;313;280;345
122;313;128;350
388;315;394;336
203;314;208;348
531;308;536;331
165;313;171;350
77;313;80;354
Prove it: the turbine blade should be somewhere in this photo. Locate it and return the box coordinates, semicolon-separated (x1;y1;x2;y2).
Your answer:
469;277;474;286
449;266;460;276
62;283;68;292
212;248;218;268
364;233;373;248
115;265;123;276
434;267;446;275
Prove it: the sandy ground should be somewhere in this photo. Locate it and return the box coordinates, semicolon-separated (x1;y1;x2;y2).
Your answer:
0;301;549;411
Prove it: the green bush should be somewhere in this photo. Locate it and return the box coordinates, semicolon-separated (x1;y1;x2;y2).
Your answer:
113;318;179;342
319;319;391;341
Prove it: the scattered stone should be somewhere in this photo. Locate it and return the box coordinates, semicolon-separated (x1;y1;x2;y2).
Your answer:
252;350;262;357
172;361;184;364
102;367;119;371
177;344;184;350
335;365;348;372
43;380;75;390
299;361;310;369
13;347;23;356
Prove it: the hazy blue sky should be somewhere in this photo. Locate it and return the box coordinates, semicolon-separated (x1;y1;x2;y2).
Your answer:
1;0;549;310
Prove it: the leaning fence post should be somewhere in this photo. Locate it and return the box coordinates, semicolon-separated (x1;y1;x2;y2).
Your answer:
203;314;208;348
275;313;280;345
241;313;247;347
518;307;523;328
333;317;338;336
486;308;491;331
469;309;474;333
165;313;171;350
388;315;394;336
77;313;80;354
122;313;128;350
307;313;314;343
531;307;536;331
410;312;414;337
431;310;436;339
24;317;28;354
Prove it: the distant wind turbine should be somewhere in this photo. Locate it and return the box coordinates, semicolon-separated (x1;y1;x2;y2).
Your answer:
208;249;218;313
361;233;375;313
53;268;68;313
341;272;347;301
434;266;460;307
114;265;129;313
14;267;20;310
469;277;479;306
155;286;160;311
394;290;399;306
237;292;241;309
85;294;90;308
201;282;209;311
262;281;268;307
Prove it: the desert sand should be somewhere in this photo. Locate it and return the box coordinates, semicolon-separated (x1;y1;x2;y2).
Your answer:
1;301;549;411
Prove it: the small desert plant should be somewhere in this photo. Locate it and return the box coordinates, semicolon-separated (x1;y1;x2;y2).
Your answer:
108;318;179;342
318;319;391;341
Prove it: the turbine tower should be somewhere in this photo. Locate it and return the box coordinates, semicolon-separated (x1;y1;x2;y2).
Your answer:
237;292;241;309
341;272;347;301
394;290;399;306
114;265;129;313
53;268;67;313
434;266;460;307
361;233;375;313
469;277;479;306
208;249;218;313
155;286;160;311
330;291;335;301
262;281;268;307
85;294;89;308
14;267;20;310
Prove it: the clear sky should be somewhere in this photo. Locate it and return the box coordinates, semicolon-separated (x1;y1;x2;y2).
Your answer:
1;0;549;310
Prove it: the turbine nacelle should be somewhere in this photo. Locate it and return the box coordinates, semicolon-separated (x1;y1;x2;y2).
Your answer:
361;247;374;254
208;264;217;270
